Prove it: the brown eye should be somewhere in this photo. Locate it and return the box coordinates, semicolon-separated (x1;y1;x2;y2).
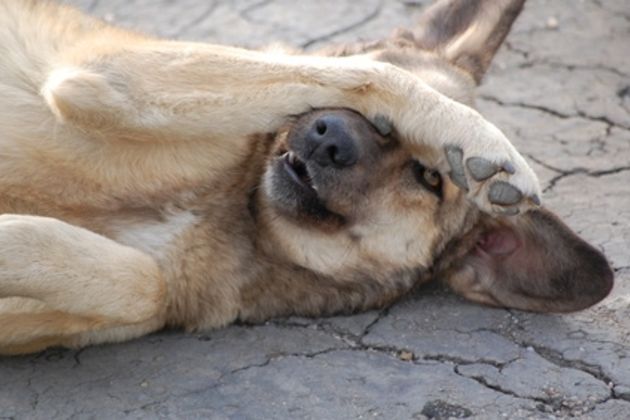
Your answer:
412;160;442;198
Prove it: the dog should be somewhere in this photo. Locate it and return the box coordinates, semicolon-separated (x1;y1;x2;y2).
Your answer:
0;0;613;355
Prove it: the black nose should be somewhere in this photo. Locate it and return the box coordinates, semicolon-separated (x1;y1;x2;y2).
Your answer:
305;115;359;168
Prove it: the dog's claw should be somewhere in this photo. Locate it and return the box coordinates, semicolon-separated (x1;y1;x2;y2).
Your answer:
466;157;499;181
502;161;516;175
372;114;392;136
531;194;541;206
488;181;523;206
445;146;469;191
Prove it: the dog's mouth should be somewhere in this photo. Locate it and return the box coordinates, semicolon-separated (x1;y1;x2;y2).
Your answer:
266;145;345;228
265;108;383;229
281;151;316;192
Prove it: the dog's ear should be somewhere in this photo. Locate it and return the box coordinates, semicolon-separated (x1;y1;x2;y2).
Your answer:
413;0;526;83
439;208;614;312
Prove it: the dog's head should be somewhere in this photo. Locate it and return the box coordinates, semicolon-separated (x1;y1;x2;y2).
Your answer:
258;0;613;314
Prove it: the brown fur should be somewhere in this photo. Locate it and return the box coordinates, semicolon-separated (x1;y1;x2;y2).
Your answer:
0;0;613;355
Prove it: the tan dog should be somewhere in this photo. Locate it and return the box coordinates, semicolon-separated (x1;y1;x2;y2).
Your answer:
0;0;612;355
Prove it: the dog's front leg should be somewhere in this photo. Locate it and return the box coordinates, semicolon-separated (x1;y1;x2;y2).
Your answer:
0;215;166;355
43;43;540;214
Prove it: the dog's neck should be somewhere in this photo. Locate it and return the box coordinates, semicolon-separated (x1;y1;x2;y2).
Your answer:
240;183;423;326
162;131;421;328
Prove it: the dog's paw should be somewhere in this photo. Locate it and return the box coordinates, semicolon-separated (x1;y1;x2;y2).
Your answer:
370;108;540;215
444;144;541;216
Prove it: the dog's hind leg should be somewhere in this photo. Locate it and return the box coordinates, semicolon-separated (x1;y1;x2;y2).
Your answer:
0;215;166;355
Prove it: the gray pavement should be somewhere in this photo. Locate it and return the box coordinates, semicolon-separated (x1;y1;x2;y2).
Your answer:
2;0;629;418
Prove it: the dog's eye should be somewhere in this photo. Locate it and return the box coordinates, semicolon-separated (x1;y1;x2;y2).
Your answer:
411;160;442;197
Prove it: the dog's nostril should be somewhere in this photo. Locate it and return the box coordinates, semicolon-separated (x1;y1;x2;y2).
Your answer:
316;120;327;136
327;145;339;163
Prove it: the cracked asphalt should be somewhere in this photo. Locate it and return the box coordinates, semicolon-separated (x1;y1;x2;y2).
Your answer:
1;0;629;418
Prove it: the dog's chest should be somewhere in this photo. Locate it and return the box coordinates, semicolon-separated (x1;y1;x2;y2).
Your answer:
111;210;199;262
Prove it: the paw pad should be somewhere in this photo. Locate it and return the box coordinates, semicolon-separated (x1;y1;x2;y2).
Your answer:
466;157;500;181
445;146;469;191
488;181;523;206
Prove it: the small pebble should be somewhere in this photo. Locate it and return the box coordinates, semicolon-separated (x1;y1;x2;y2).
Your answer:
546;17;559;29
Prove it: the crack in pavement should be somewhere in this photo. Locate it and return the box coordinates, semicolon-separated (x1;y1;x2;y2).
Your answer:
449;332;623;416
18;309;629;418
267;309;516;369
524;154;630;192
504;40;529;60
591;0;630;22
72;348;85;367
260;301;629;414
491;312;628;403
480;94;630;131
510;58;630;79
521;344;630;412
301;1;383;49
526;344;616;390
422;353;514;369
269;305;390;347
121;346;376;416
173;1;219;39
120;346;415;416
543;166;630;193
525;153;564;175
454;365;600;417
240;0;274;21
121;311;401;416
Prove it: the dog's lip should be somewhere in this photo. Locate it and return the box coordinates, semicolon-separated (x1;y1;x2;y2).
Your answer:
282;151;317;193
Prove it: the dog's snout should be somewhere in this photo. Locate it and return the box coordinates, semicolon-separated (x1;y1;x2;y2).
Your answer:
306;115;359;168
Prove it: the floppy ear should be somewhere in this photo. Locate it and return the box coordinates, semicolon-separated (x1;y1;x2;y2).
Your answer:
440;209;614;312
413;0;526;83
